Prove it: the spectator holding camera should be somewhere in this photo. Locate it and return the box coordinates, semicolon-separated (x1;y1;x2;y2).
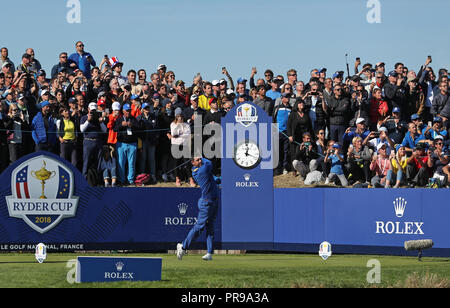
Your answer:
349;84;370;126
80;102;107;179
324;143;348;186
303;82;326;131
343;118;371;147
292;132;319;182
5;103;30;163
383;107;408;144
428;136;449;187
386;144;408;188
322;83;350;146
346;136;372;184
422;116;447;141
404;77;425;119
365;126;395;156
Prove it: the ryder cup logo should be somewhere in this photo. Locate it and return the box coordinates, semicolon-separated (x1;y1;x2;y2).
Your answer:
235;103;258;127
6;155;79;234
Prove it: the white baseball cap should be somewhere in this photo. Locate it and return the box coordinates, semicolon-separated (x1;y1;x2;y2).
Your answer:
88;102;98;111
112;102;121;111
355;118;365;125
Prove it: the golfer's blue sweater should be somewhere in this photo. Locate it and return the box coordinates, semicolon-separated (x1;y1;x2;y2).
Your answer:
192;158;219;201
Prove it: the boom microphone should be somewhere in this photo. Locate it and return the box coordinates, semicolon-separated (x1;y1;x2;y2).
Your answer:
404;239;434;261
404;239;434;251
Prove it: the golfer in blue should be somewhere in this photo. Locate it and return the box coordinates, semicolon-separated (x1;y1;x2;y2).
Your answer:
177;157;219;261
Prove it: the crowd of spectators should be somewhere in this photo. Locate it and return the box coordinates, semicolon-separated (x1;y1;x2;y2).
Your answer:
0;42;449;188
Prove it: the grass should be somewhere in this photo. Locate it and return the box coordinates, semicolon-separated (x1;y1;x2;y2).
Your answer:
0;253;449;288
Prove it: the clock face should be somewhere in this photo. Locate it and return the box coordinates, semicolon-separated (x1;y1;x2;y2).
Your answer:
233;140;261;169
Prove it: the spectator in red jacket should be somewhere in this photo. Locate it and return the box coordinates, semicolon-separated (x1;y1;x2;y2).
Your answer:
369;88;388;130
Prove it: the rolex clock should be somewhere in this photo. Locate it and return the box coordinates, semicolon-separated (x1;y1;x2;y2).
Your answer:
233;140;261;169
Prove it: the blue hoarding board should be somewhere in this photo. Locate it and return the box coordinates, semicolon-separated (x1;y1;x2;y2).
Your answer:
0;151;220;251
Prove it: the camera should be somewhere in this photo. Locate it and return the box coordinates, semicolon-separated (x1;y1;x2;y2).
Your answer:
89;109;100;121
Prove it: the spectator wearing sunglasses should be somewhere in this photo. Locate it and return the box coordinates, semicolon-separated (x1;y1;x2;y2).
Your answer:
68;41;96;79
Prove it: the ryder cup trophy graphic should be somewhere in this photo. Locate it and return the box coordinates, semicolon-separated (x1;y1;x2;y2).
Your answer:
6;154;79;234
31;161;56;199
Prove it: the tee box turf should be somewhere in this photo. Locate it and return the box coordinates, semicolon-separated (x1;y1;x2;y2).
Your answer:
76;256;162;283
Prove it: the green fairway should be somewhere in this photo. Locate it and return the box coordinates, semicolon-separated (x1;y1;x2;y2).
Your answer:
0;253;448;288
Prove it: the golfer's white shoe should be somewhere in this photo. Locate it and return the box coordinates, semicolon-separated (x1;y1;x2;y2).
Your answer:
202;253;213;261
176;243;186;260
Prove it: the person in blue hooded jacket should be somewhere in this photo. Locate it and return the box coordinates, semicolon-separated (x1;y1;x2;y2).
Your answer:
31;101;57;152
176;157;219;261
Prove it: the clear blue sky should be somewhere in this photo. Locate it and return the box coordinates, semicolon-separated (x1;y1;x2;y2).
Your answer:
2;0;449;83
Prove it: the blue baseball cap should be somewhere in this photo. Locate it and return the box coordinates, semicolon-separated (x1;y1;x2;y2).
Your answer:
141;103;150;109
392;107;400;113
237;77;247;84
332;143;340;149
122;103;131;111
319;68;327;73
130;94;139;100
433;116;442;123
388;71;398;77
411;114;420;120
395;144;404;152
40;101;50;108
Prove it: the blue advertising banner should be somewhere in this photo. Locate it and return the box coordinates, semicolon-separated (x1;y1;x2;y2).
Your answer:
274;188;450;257
0;151;221;251
1;151;449;257
76;257;162;283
